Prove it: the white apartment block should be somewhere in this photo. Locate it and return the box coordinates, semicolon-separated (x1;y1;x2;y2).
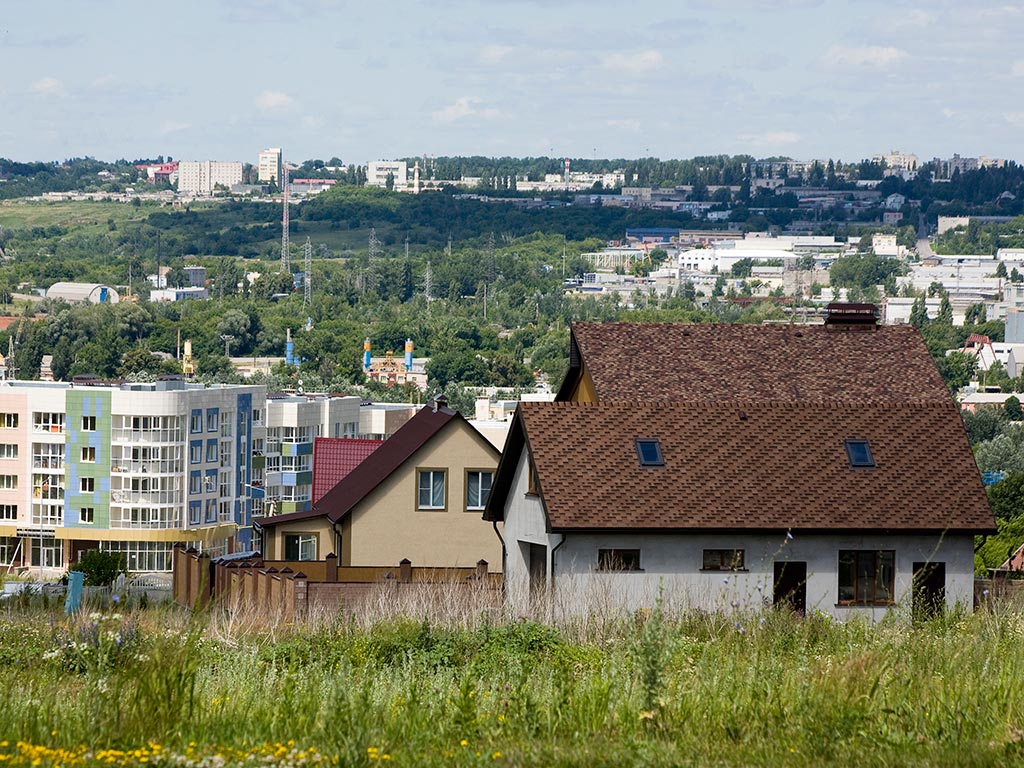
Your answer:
366;160;408;189
178;160;244;195
258;148;282;184
256;394;361;521
0;379;266;575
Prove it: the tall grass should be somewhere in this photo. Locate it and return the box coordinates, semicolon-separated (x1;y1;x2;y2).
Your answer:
1;598;1024;766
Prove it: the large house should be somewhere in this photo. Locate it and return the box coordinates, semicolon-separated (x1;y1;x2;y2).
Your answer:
485;308;995;619
256;398;501;571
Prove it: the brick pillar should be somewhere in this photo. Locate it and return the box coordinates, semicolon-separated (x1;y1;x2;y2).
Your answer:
399;558;412;584
325;553;338;582
476;559;489;581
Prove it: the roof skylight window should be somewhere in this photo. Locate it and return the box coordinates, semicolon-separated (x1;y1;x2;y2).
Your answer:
844;439;875;468
635;438;664;467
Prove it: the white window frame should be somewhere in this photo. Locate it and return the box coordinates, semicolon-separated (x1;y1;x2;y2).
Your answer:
417;469;446;510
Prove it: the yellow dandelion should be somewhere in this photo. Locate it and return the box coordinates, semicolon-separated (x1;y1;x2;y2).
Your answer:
492;752;503;760
460;739;468;747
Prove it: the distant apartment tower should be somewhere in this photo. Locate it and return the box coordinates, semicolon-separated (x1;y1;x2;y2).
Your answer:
366;160;408;189
177;160;244;195
258;148;283;184
257;393;361;520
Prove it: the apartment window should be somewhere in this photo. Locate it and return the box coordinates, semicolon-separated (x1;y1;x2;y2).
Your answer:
190;410;202;434
0;445;17;460
0;476;18;490
0;413;18;429
205;499;217;523
284;533;317;561
838;550;895;605
844;439;875;468
206;441;218;463
635;438;665;467
81;446;96;463
80;477;95;493
206;410;219;433
33;412;65;433
417;469;446;510
466;470;493;510
220;411;232;437
0;504;17;521
30;539;63;568
82;416;97;431
597;549;642;572
189;473;202;494
189;501;202;525
190;441;202;464
0;537;17;565
80;507;95;524
702;549;745;571
252;409;262;424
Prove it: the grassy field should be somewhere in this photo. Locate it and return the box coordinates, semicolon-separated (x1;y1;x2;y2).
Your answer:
0;597;1023;767
0;200;155;233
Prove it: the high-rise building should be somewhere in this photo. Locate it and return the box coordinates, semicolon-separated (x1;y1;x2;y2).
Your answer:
177;160;244;195
258;148;283;184
0;379;265;574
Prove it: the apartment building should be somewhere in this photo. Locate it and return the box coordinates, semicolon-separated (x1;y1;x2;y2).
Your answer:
0;379;265;575
177;160;244;195
257;148;282;184
366;160;408;189
256;393;361;521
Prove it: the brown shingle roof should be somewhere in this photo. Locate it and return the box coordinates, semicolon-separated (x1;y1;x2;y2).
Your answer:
560;322;950;404
490;401;993;533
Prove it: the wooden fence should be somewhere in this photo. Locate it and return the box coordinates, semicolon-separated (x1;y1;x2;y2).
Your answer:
172;544;502;619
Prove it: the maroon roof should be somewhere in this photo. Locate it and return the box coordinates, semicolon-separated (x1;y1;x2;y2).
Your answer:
486;401;994;534
558;322;950;404
312;437;385;504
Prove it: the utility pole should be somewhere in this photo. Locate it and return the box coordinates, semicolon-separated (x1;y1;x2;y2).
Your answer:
221;334;234;359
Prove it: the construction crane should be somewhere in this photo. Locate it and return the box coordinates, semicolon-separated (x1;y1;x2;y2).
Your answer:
280;160;290;274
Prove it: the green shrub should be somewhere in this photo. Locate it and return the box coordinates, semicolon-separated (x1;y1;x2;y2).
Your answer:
70;550;126;586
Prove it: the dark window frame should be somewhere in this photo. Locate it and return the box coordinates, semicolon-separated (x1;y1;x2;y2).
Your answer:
838;550;895;606
844;439;875;468
597;548;642;572
635;438;665;467
701;548;746;571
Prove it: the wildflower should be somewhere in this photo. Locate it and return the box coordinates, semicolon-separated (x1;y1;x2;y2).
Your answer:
736;623;746;634
756;584;763;591
722;577;729;584
460;739;469;747
638;710;657;721
983;589;990;596
786;531;793;540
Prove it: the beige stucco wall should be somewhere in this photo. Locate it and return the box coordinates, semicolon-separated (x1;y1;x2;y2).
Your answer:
347;420;502;572
261;517;336;561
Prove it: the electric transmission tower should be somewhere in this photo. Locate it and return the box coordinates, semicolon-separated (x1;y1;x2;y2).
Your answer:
280;160;290;273
303;237;312;305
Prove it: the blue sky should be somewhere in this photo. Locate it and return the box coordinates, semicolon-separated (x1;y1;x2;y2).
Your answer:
2;0;1022;165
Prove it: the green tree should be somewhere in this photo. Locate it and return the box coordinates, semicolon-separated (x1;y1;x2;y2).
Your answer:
70;550;127;585
1006;396;1024;421
936;295;953;324
987;472;1024;521
996;261;1008;279
909;296;929;328
730;258;753;278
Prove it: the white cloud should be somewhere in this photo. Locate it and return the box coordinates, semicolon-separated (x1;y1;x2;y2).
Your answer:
1012;61;1024;77
480;44;513;64
821;45;908;70
606;118;641;133
736;130;803;148
30;77;64;96
431;96;498;123
159;121;191;136
602;50;663;76
255;90;294;112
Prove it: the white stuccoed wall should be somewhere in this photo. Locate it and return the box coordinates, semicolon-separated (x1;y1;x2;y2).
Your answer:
500;453;977;620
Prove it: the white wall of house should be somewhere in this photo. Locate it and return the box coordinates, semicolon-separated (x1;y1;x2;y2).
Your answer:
500;450;976;620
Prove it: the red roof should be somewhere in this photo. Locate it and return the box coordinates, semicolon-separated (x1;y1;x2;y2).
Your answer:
312;437;384;504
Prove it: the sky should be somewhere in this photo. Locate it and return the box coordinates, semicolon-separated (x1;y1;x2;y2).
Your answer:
2;0;1023;166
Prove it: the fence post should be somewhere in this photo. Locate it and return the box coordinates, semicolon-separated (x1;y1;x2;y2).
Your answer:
325;553;338;582
399;558;412;584
293;572;307;617
476;559;488;582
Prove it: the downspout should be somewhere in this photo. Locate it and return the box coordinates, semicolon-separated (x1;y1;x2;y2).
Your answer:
548;534;567;623
492;521;506;602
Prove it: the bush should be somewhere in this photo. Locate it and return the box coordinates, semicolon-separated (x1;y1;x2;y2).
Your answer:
70;550;126;586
